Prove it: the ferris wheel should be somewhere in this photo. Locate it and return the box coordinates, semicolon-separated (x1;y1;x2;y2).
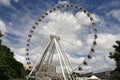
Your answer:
25;3;97;80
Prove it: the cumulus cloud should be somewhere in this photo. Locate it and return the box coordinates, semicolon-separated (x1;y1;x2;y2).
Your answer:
0;19;7;34
58;0;69;4
88;55;116;73
85;33;120;73
14;54;26;64
97;0;120;11
96;34;120;50
0;0;19;6
87;33;120;51
91;14;101;22
0;0;10;6
79;52;116;73
107;9;120;22
14;0;19;2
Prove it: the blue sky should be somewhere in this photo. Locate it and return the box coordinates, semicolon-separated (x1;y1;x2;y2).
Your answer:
0;0;120;73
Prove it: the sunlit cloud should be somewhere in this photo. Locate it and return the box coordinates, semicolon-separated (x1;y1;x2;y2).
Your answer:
0;0;10;6
0;19;7;34
0;0;19;6
107;9;120;22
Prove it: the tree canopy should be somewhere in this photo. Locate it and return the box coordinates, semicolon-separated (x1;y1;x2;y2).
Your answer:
0;31;26;80
109;40;120;80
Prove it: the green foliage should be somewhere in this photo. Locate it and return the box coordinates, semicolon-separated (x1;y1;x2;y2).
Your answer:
0;31;2;37
110;71;120;80
0;31;26;79
109;40;120;80
0;31;2;45
9;78;27;80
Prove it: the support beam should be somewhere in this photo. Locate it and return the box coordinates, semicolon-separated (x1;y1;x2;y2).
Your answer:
54;38;67;80
58;41;73;72
27;40;52;79
54;38;75;80
36;40;52;71
57;42;75;80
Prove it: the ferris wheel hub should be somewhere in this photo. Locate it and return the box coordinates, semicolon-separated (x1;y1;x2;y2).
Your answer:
50;35;60;40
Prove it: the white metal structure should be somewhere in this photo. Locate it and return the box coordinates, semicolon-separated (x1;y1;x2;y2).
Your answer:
25;3;97;80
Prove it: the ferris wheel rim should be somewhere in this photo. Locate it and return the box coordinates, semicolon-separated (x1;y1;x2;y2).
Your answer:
25;3;97;74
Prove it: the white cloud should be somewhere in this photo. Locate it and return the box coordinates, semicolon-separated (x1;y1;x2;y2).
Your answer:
0;0;10;6
97;0;120;11
94;33;120;51
87;33;120;52
14;0;19;2
1;13;35;48
14;54;26;64
13;47;26;56
0;19;7;34
91;14;101;22
107;9;120;22
0;0;19;6
9;22;13;26
85;33;120;73
58;0;69;4
79;52;116;73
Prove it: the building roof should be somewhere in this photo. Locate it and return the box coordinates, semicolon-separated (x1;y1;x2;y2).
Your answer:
88;75;101;80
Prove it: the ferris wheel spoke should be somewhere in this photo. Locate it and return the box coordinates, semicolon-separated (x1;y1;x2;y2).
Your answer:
79;17;90;25
56;14;69;34
59;39;79;62
41;28;51;35
65;14;75;26
60;21;78;35
61;25;75;35
54;38;67;80
61;39;82;48
57;12;77;34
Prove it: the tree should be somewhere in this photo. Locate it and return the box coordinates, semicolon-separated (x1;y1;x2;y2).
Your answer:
0;31;26;80
109;40;120;80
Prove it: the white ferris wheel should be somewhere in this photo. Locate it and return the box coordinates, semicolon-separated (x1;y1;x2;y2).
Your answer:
25;3;97;80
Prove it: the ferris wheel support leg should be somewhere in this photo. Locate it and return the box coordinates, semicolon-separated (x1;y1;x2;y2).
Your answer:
54;38;67;80
57;42;76;80
36;40;53;71
45;43;55;75
27;40;52;79
45;42;55;65
55;39;75;80
58;41;73;71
